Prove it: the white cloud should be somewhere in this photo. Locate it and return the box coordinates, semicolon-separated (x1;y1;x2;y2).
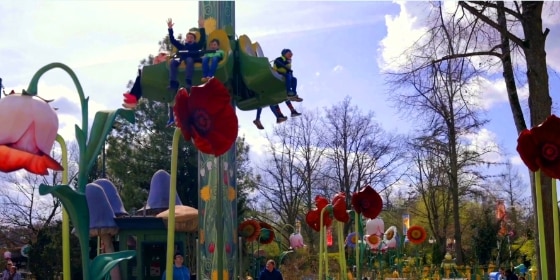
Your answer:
378;2;429;72
332;65;344;73
464;76;529;110
462;128;502;164
510;155;524;166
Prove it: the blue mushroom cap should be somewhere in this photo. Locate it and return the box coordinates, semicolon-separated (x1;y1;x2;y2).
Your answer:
146;170;183;209
85;183;118;236
93;179;128;217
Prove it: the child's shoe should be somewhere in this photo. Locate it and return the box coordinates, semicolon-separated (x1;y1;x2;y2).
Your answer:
287;93;303;102
166;119;175;127
291;111;302;117
253;120;264;130
277;116;288;123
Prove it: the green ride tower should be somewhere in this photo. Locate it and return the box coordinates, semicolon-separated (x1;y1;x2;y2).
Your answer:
197;2;238;280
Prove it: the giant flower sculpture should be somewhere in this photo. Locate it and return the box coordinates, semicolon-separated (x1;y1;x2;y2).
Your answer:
3;63;136;280
351;185;383;219
306;193;350;232
238;219;261;242
174;78;238;156
406;225;427;245
516;114;560;279
0;92;63;175
517;114;560;179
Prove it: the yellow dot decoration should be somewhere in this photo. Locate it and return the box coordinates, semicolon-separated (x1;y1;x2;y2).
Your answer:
201;185;212;202
228;186;236;201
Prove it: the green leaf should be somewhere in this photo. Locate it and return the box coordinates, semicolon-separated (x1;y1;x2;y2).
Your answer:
85;109;135;172
39;184;91;278
90;250;136;280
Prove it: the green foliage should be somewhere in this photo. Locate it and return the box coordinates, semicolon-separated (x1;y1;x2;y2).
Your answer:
469;205;498;265
236;136;259;223
28;221;82;279
106;99;198;209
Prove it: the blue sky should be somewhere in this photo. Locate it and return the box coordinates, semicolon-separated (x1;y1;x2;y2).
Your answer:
1;1;559;196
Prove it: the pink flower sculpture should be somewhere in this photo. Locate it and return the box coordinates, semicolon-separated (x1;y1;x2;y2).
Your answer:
0;93;62;175
289;232;305;249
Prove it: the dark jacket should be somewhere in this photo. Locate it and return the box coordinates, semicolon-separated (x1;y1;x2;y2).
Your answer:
273;56;291;74
258;268;283;280
168;28;206;60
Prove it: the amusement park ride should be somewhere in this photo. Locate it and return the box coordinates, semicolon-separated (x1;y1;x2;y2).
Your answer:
1;1;558;280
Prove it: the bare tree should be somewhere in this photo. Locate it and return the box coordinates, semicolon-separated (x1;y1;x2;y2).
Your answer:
256;110;327;252
438;2;555;274
322;96;406;213
0;142;79;245
385;1;508;263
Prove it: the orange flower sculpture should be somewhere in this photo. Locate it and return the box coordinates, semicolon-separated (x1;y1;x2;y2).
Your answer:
351;185;383;219
174;78;238;156
258;222;275;244
406;225;427;245
238;219;261;242
0;93;63;175
305;195;334;232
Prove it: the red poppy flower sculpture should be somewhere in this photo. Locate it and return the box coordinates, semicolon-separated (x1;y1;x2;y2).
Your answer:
517;114;560;179
0;93;63;175
174;78;238;157
258;222;275;244
351;185;383;219
332;192;350;223
238;219;261;242
305;195;334;232
406;225;427;245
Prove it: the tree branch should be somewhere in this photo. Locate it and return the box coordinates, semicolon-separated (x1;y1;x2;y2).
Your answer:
468;1;523;20
458;1;526;48
432;50;502;65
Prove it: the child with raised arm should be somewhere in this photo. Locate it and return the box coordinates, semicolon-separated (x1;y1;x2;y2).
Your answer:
166;17;206;126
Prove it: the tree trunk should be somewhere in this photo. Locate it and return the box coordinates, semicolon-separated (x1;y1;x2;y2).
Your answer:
496;2;526;133
520;2;553;280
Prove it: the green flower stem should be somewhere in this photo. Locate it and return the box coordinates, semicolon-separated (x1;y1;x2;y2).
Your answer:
535;170;548;280
318;207;325;280
336;222;347;278
355;212;361;280
56;135;71;280
165;128;182;280
217;155;224;280
552;178;560;276
26;62;90;191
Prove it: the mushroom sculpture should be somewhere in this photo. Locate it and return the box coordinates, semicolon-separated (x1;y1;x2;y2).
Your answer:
157;205;199;232
143;170;183;214
85;183;121;280
93;179;128;217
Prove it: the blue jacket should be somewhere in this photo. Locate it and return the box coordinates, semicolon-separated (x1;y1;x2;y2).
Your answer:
162;265;190;280
168;28;206;60
258;268;283;280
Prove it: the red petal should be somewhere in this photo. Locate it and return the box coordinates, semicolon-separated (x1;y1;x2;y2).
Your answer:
0;145;63;175
174;88;193;140
333;199;349;223
516;129;541;172
189;78;232;116
532;115;560;141
315;195;329;209
176;80;238;157
332;192;345;205
305;210;321;232
351;185;383;219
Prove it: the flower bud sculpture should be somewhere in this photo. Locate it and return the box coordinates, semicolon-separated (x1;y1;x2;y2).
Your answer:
0;92;62;175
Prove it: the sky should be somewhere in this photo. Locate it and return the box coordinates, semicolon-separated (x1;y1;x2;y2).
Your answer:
1;1;559;199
